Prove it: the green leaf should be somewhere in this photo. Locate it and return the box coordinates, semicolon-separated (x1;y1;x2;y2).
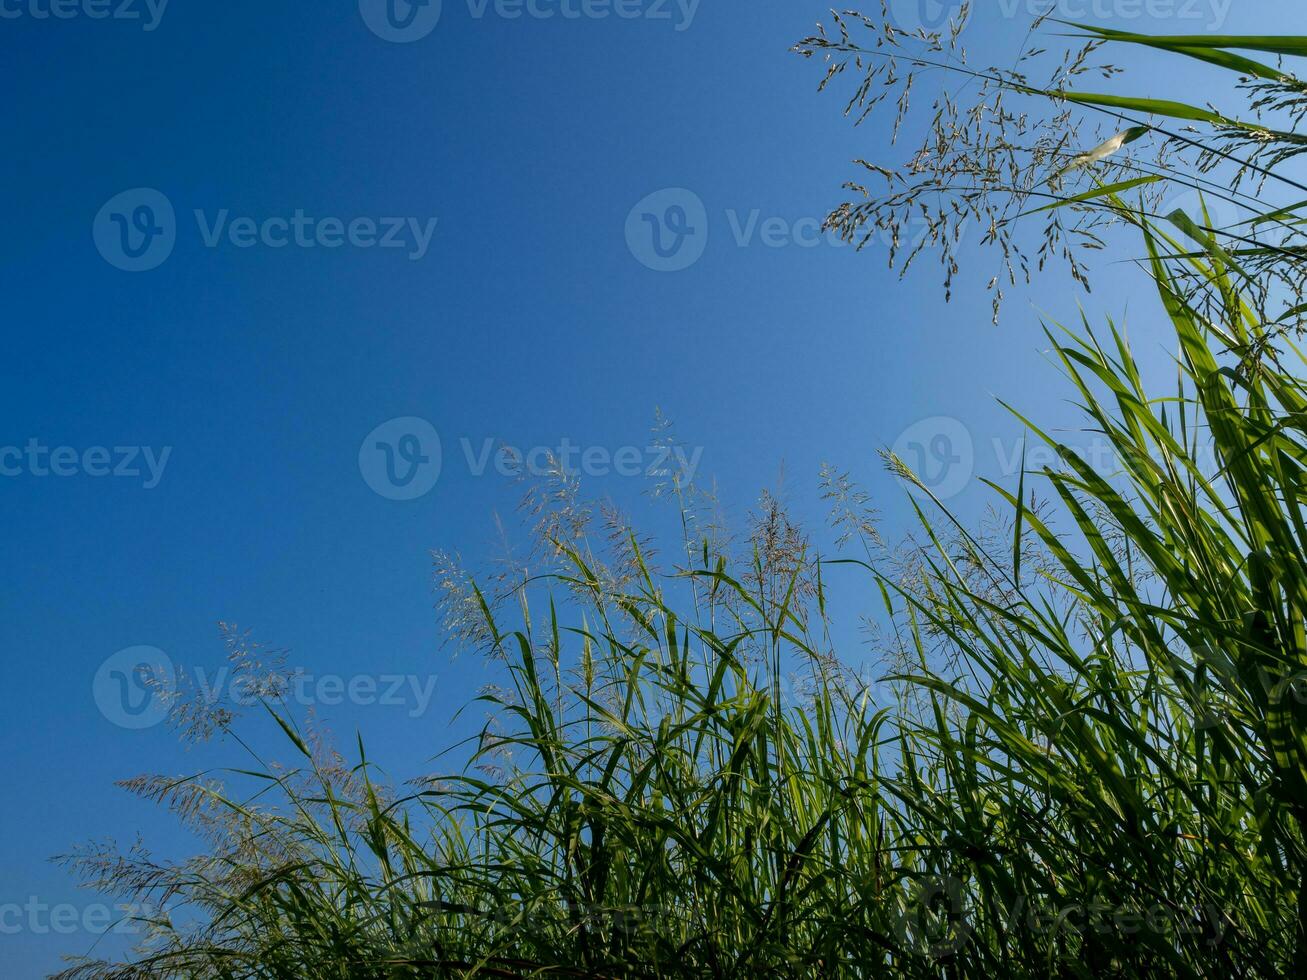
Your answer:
1048;89;1227;124
1060;23;1300;80
1028;174;1161;213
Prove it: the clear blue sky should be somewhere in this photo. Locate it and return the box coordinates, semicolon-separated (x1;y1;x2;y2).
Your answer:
2;1;1300;973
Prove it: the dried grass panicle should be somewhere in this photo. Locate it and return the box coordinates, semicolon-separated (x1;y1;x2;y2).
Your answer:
797;9;1306;332
821;462;883;554
147;622;298;744
432;547;503;661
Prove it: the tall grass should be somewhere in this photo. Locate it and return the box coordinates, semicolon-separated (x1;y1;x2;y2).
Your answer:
58;24;1307;980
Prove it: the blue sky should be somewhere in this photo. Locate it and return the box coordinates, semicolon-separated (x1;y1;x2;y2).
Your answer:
2;0;1301;973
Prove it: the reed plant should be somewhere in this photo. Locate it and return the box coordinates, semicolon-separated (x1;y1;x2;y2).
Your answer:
58;19;1307;979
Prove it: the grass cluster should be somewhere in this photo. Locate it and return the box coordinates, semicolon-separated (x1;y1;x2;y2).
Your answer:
58;21;1307;980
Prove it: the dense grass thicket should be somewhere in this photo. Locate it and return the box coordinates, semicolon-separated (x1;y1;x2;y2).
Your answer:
59;19;1307;980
